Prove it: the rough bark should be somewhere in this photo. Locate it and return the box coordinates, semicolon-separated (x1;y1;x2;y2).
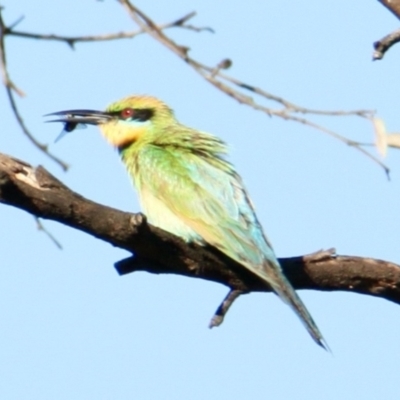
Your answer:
1;152;400;305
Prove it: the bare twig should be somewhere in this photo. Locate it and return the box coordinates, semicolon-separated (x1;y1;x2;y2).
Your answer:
119;1;387;175
35;217;63;249
5;87;69;170
0;9;24;96
0;9;68;170
0;3;390;173
7;14;25;31
224;76;373;117
6;11;209;49
0;7;207;171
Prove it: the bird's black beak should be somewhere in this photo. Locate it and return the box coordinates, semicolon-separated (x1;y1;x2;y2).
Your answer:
45;109;113;126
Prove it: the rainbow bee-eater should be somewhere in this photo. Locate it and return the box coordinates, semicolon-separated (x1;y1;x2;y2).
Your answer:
47;95;327;349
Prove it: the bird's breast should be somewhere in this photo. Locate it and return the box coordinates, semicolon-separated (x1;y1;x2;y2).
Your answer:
138;184;203;244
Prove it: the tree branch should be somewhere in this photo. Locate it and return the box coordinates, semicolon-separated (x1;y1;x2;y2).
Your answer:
379;0;400;20
1;152;400;306
0;8;69;171
1;4;389;172
6;11;212;48
374;1;400;60
373;28;400;60
0;7;207;170
117;1;389;175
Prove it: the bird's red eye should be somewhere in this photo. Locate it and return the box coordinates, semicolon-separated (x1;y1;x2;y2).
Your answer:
120;108;135;120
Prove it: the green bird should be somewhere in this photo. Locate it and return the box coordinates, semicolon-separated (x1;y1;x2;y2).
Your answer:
47;95;327;349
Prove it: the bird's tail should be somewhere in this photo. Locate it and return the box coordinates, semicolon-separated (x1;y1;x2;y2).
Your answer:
261;260;329;351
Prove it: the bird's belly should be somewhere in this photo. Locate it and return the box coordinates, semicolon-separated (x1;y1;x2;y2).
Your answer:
139;187;203;243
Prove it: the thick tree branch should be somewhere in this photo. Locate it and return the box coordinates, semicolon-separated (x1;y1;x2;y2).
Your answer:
374;1;400;60
1;152;400;305
379;0;400;20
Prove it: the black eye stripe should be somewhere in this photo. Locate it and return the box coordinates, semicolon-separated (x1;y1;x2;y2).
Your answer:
108;108;153;122
133;109;153;122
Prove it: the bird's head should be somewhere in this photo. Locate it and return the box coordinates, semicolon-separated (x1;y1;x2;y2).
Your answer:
46;95;176;149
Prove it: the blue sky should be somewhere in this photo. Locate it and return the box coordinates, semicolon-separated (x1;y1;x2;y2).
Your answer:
1;1;400;399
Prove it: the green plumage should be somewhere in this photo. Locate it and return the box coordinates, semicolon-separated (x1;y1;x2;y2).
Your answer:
48;95;327;349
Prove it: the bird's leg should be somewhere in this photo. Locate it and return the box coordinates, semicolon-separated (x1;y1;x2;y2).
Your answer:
209;289;245;328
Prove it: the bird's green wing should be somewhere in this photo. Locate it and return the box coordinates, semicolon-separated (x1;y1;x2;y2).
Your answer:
133;144;277;275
